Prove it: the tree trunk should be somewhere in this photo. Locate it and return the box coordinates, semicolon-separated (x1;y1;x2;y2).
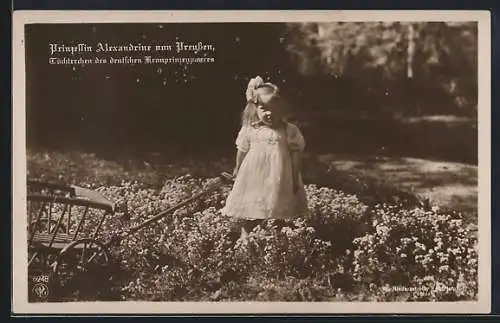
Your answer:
407;23;415;79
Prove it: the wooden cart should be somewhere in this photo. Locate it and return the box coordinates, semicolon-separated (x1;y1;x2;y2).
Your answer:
27;180;115;299
27;172;233;300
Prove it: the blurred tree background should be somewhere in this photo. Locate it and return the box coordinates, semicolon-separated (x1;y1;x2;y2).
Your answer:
25;22;477;164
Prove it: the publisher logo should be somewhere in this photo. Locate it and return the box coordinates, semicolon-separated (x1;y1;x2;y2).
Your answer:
31;274;50;301
32;283;49;300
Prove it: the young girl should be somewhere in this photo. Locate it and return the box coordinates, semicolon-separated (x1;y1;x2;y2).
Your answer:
222;76;308;238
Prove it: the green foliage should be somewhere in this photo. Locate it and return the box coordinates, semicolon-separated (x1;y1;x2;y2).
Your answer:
287;22;407;77
285;22;477;115
286;22;476;79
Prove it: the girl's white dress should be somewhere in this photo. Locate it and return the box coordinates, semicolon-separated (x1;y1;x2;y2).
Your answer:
222;122;308;220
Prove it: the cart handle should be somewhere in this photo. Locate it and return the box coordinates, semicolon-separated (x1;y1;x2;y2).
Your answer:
106;171;234;247
220;171;234;182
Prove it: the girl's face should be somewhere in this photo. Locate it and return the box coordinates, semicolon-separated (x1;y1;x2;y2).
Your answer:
257;104;273;126
256;87;276;126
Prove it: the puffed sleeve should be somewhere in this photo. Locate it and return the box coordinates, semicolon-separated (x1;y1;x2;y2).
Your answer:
287;123;305;152
235;126;251;152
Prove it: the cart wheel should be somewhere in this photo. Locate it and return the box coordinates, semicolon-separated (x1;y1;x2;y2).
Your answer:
52;238;110;300
28;247;58;271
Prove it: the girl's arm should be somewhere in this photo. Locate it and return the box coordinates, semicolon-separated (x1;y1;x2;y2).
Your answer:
290;150;301;194
233;149;248;177
233;126;250;177
288;123;305;194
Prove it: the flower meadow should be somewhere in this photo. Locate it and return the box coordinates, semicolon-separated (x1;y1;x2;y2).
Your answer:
83;175;478;302
27;150;478;302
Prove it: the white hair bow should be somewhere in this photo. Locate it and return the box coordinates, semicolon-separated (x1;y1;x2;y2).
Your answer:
245;76;264;103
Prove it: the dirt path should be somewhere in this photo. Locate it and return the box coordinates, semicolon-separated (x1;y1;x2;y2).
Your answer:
318;154;478;221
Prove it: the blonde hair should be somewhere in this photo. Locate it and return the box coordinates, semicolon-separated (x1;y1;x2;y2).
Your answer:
241;101;260;127
241;83;288;127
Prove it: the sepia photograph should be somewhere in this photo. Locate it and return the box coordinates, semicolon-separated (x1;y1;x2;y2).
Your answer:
12;10;490;314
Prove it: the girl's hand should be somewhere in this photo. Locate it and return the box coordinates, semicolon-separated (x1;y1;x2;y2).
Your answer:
232;168;239;178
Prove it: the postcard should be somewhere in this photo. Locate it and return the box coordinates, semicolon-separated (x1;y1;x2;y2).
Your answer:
12;10;491;314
